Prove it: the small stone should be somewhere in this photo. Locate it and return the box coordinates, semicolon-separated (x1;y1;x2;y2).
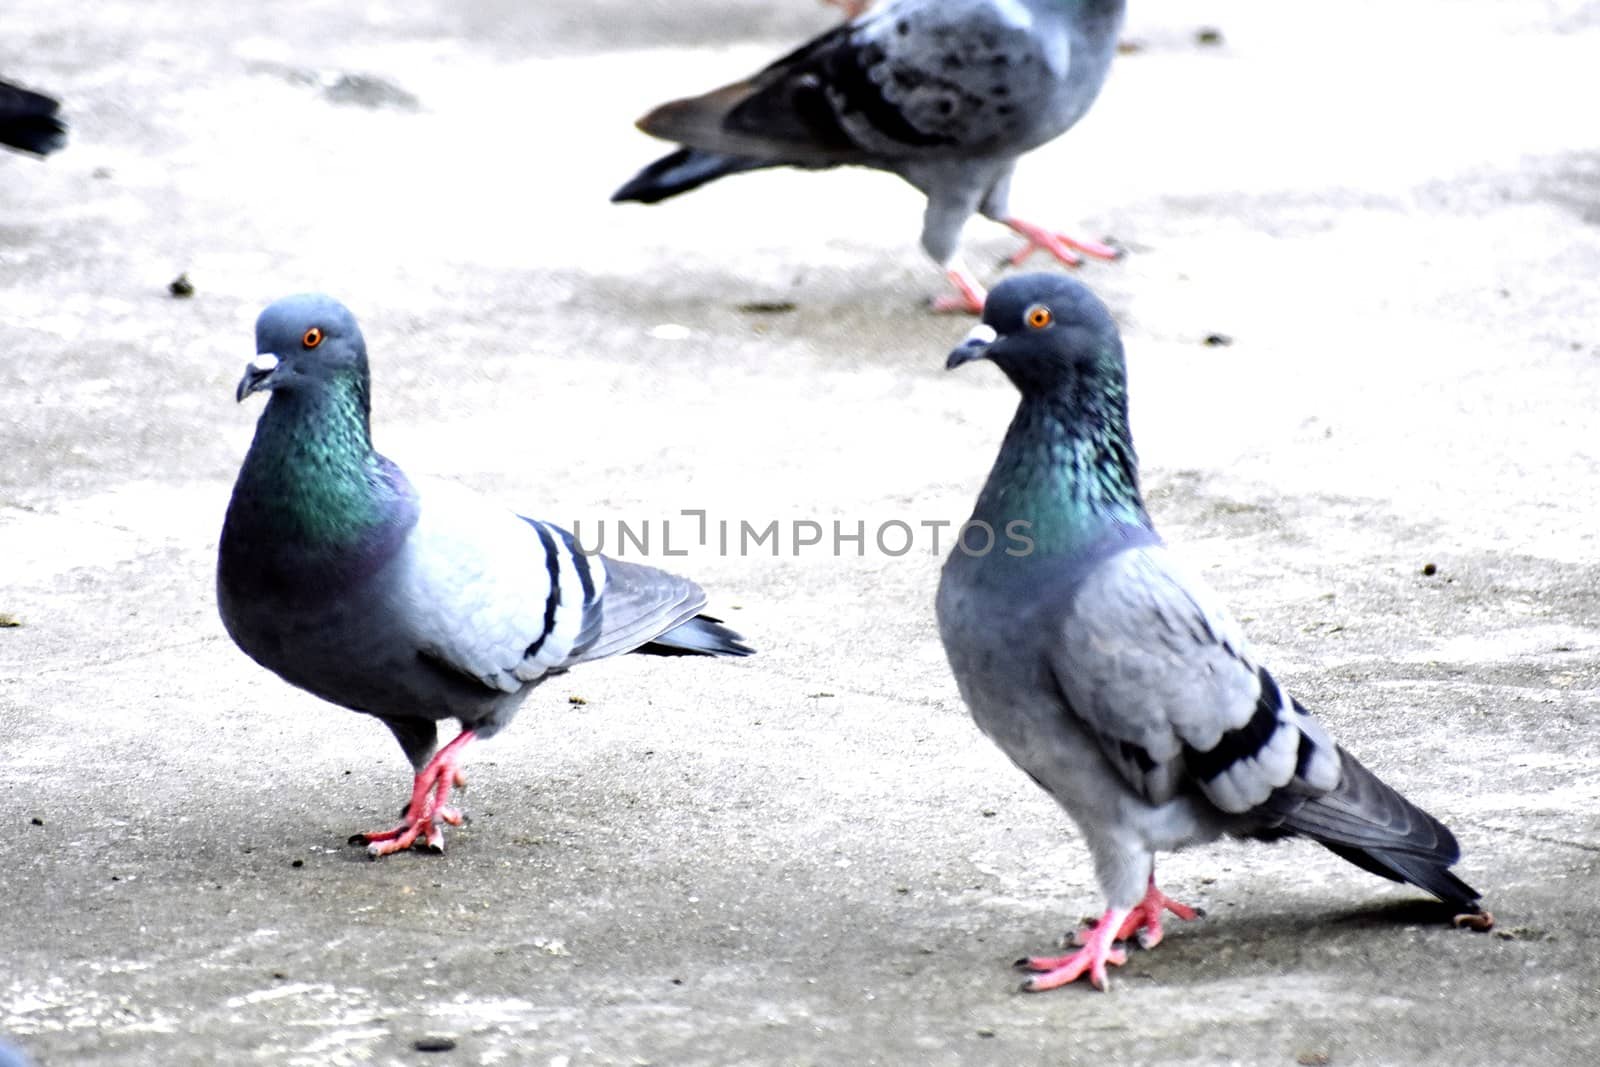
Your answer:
1202;333;1233;347
169;273;195;298
323;73;420;112
413;1037;457;1053
976;1027;997;1038
291;859;304;868
1196;27;1224;46
736;300;797;314
1420;562;1438;576
30;817;44;826
568;695;588;706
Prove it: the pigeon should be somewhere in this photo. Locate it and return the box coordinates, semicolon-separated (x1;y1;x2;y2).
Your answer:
0;79;66;157
936;274;1488;991
218;294;753;857
613;0;1127;313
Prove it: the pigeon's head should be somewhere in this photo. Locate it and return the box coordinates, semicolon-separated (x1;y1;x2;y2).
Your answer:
945;274;1124;398
238;294;368;403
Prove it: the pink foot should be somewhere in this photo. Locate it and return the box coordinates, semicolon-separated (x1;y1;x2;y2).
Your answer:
350;730;476;858
932;265;987;315
1017;877;1199;992
1016;905;1132;992
822;0;872;18
1004;217;1121;269
1074;877;1200;950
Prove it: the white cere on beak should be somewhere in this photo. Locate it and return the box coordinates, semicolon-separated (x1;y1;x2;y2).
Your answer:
963;323;998;345
248;353;280;374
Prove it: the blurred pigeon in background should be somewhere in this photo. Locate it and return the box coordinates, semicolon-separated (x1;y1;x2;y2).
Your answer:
218;294;752;857
0;79;66;156
937;273;1488;990
614;0;1127;313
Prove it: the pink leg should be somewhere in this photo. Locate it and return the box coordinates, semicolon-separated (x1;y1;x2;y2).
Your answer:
1076;876;1200;950
1004;217;1121;269
932;264;988;315
350;730;476;858
1017;876;1199;992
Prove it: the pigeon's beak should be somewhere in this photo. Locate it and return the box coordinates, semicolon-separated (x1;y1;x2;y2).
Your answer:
945;323;998;370
236;352;281;402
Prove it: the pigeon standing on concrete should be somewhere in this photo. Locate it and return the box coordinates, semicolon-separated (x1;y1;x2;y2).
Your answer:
613;0;1127;313
937;274;1487;990
218;294;752;857
0;79;66;157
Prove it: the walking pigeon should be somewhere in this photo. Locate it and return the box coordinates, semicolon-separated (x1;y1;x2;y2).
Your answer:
0;79;66;157
218;294;753;857
936;274;1487;990
613;0;1127;313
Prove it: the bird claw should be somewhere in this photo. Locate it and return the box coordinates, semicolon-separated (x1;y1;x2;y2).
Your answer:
1022;879;1198;991
934;265;987;315
351;730;476;859
1094;878;1201;950
1003;217;1122;269
1015;941;1129;992
1453;909;1495;932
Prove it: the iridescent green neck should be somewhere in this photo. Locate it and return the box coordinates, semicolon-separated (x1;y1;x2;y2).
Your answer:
236;372;393;549
972;391;1148;558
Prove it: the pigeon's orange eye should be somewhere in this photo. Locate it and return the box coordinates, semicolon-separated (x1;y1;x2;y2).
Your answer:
1025;305;1052;330
302;327;324;349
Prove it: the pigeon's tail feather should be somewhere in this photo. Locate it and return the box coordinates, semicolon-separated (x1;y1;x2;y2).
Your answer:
1317;843;1482;912
0;81;67;156
572;556;752;663
625;59;862;171
612;147;776;204
637;614;753;657
636;82;753;147
1282;746;1480;911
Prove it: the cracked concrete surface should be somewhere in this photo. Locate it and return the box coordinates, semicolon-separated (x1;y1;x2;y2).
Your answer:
2;0;1598;1063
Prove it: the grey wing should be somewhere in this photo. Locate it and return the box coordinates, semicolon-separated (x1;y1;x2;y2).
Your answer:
397;487;605;692
1052;545;1342;816
638;0;1056;163
571;556;727;663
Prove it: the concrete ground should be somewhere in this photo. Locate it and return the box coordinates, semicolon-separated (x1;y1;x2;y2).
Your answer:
3;0;1598;1063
